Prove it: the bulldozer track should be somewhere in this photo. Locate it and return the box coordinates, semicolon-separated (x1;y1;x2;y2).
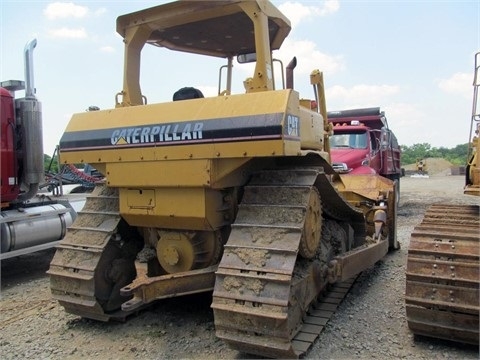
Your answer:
212;168;361;358
406;204;480;345
48;184;133;322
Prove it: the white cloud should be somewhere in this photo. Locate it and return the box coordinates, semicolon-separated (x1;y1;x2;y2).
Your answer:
48;27;87;39
277;0;339;28
437;72;471;99
94;8;107;17
385;103;424;128
275;38;345;75
323;0;340;14
44;2;88;20
385;103;429;145
327;84;400;108
273;1;343;82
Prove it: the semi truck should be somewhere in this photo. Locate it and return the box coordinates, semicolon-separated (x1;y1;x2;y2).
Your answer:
0;39;78;260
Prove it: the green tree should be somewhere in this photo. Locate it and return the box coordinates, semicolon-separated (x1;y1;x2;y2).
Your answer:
400;143;431;165
44;153;59;174
400;143;470;166
446;143;469;165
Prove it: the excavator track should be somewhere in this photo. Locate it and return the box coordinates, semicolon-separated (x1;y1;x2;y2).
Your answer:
212;168;361;358
48;184;139;322
406;204;480;345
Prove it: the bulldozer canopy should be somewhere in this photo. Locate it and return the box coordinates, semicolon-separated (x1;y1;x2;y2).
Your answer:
116;0;291;58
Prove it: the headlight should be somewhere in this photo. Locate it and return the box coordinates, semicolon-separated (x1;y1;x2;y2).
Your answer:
332;162;351;173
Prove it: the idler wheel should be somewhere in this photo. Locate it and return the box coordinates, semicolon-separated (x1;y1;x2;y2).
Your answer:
299;188;322;259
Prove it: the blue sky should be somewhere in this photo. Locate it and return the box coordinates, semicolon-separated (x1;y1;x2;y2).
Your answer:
1;0;478;156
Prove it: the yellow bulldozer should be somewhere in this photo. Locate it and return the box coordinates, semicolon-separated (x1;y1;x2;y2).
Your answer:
405;52;480;345
48;1;399;357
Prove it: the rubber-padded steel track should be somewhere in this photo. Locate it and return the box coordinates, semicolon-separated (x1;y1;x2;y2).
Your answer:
406;204;480;345
48;184;133;321
211;169;359;358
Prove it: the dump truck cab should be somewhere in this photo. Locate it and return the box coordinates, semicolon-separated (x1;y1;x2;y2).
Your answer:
328;108;401;178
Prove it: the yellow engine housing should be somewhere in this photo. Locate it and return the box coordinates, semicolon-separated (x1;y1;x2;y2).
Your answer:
60;89;328;230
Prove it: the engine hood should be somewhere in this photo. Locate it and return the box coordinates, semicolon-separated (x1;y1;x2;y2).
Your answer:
331;148;368;165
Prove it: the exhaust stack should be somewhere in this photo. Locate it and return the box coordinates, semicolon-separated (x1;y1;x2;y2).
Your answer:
16;39;43;202
286;57;297;89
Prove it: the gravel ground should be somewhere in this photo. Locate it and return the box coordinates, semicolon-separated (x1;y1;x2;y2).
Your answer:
1;175;479;359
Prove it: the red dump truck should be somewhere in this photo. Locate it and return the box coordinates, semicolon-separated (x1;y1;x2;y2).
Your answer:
328;107;402;193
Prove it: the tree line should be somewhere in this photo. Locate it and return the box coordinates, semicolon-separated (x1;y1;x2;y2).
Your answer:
400;143;469;166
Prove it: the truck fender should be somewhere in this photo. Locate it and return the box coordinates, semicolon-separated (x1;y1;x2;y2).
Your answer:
350;165;377;175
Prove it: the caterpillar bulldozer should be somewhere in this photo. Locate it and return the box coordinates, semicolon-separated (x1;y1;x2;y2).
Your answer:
48;1;399;357
405;52;480;345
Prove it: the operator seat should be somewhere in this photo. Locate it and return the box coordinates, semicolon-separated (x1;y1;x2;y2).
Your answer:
173;87;204;101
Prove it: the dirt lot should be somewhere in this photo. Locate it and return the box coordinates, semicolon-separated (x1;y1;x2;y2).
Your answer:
1;174;479;359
